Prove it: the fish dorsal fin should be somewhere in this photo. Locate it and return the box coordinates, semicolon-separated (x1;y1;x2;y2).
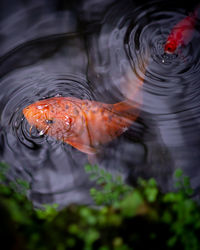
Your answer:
66;140;97;155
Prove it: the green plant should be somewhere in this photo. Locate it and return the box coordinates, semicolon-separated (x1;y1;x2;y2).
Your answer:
84;164;133;206
0;162;200;250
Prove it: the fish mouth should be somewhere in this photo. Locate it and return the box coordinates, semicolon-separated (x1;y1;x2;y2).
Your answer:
23;106;34;120
23;105;38;122
164;41;177;54
165;48;175;54
23;106;30;118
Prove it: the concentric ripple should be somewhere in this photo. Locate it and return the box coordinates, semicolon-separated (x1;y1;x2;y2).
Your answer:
87;1;200;109
86;0;200;193
1;70;93;147
0;66;94;207
1;0;200;206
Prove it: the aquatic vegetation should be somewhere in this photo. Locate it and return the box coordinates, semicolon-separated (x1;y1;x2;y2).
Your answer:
1;2;200;249
1;162;200;250
84;164;133;205
1;0;200;209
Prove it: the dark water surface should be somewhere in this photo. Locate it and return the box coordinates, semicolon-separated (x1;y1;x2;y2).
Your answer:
1;0;200;208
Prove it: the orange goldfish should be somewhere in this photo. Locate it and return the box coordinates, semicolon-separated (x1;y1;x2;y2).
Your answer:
164;5;199;54
23;94;142;155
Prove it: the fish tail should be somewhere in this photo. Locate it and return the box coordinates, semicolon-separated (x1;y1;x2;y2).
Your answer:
113;51;149;120
121;52;148;102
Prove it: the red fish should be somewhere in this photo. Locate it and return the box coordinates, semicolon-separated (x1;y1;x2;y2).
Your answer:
164;6;199;54
23;94;142;155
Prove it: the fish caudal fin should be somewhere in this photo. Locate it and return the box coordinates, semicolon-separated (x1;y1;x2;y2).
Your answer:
113;74;144;118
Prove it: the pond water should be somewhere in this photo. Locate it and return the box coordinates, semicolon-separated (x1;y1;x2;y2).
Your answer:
0;0;200;208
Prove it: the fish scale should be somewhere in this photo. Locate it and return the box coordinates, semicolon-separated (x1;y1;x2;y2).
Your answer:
23;95;142;155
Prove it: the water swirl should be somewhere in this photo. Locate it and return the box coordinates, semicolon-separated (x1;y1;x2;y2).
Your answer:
1;0;200;206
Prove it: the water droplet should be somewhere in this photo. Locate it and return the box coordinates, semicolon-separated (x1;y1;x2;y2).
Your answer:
122;127;128;132
37;105;48;109
39;130;45;136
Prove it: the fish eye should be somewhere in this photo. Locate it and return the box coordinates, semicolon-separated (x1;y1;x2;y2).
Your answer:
45;119;54;124
167;45;173;50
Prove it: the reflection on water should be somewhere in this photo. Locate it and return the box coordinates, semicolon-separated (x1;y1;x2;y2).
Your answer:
0;0;200;208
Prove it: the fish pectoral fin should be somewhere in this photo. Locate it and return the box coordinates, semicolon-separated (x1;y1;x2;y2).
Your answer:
67;140;97;155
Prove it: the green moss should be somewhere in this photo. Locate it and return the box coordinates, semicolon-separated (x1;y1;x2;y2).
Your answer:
0;163;200;250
